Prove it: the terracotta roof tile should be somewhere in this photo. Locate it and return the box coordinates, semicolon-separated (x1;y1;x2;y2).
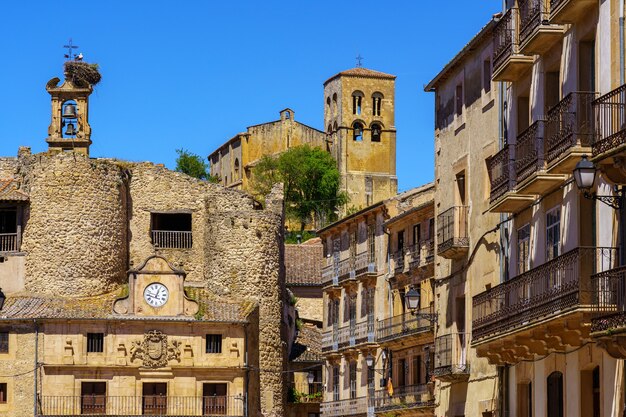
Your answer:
0;179;28;201
290;323;323;363
285;241;323;286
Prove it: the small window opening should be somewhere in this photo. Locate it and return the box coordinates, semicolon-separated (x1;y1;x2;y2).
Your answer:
285;111;291;119
0;332;8;353
372;93;383;116
0;383;6;404
353;122;363;141
87;333;104;353
455;84;463;116
483;59;492;93
151;213;192;249
206;334;222;353
352;91;363;115
234;158;240;180
371;123;381;142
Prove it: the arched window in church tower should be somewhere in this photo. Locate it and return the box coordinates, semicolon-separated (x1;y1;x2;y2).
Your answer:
371;123;382;142
332;93;338;116
352;91;364;115
372;92;383;116
234;158;240;181
353;122;364;141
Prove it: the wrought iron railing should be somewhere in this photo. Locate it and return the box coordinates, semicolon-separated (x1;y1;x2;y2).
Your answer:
592;84;626;157
591;265;626;333
338;257;355;282
488;145;513;203
151;230;193;249
321;261;337;287
493;8;519;71
372;384;434;412
392;249;405;272
320;397;368;417
472;246;618;340
408;240;434;268
433;333;470;377
519;0;548;45
376;308;434;343
515;120;545;184
437;206;469;254
354;251;376;277
545;91;597;163
37;394;245;416
287;382;323;403
0;232;18;252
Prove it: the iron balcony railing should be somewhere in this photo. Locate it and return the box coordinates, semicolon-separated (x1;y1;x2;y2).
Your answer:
488;145;514;203
591;265;626;333
437;206;469;254
320;397;368;417
392;249;405;272
372;384;434;412
322;321;375;352
472;246;618;341
354;251;376;277
519;0;549;45
515;120;545;184
545;91;597;163
37;394;245;416
151;230;193;249
409;240;435;268
493;8;520;71
592;84;626;157
287;382;323;403
376;308;434;343
321;260;337;287
0;232;18;252
338;257;355;283
433;333;470;377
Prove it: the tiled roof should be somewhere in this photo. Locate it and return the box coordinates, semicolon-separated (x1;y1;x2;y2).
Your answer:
0;288;255;323
285;240;323;286
0;179;28;201
290;323;323;363
324;67;396;84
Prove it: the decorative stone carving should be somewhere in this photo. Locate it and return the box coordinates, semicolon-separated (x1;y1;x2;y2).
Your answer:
130;330;181;368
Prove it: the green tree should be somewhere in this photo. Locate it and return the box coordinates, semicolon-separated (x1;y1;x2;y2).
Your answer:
175;148;219;183
251;145;347;231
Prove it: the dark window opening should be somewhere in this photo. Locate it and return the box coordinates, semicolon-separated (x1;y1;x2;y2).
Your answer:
371;123;381;142
203;383;227;416
0;383;6;404
0;332;8;353
0;208;18;253
349;362;357;399
332;366;339;401
151;213;192;249
372;93;383;116
206;334;222;353
87;333;104;353
353;123;363;141
483;60;492;93
81;382;106;414
143;383;167;415
547;372;563;417
397;358;406;387
455;84;463;116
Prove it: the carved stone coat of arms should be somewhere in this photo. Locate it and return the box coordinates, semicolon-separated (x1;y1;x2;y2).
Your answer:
130;330;181;368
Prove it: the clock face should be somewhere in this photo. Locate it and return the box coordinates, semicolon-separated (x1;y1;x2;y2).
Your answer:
144;283;169;307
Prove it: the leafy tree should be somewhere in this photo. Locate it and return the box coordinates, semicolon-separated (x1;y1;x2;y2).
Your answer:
175;148;219;183
251;145;347;231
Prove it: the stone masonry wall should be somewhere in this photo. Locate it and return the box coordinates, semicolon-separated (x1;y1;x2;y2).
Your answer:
0;322;38;417
22;153;128;296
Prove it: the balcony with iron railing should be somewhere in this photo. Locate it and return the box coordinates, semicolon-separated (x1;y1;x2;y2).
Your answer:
589;266;626;359
321;260;338;287
372;384;435;414
545;91;597;173
592;84;626;161
492;7;534;81
514;120;566;195
472;247;617;364
0;232;19;253
392;249;406;273
488;145;535;213
408;240;435;270
433;333;470;382
354;251;377;280
550;0;597;24
322;320;376;353
37;394;245;416
322;253;378;288
376;308;434;347
151;230;193;249
338;257;355;283
320;396;368;417
518;0;564;54
437;206;469;259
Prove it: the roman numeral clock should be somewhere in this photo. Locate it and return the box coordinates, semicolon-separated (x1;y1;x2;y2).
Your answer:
113;255;198;317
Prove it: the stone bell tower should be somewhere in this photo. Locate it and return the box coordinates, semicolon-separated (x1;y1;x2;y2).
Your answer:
45;69;93;155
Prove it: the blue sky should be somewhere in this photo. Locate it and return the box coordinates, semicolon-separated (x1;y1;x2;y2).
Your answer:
0;0;501;192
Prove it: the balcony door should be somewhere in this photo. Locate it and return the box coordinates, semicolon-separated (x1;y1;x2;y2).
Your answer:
143;383;167;415
203;383;227;416
81;382;106;415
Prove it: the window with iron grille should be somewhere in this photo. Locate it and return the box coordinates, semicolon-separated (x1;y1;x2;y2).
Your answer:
206;334;222;353
349;362;357;399
0;383;6;404
332;366;339;401
0;332;8;354
87;333;104;353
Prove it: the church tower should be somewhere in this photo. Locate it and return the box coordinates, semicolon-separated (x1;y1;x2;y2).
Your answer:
45;61;97;155
323;67;398;210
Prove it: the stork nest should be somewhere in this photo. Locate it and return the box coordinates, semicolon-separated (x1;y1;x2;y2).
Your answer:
64;61;101;87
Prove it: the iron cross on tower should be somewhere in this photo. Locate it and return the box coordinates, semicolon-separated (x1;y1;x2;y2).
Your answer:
356;54;364;68
63;38;79;60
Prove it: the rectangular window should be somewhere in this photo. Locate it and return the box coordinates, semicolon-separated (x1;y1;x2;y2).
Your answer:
483;59;492;93
517;224;531;275
203;383;227;416
0;383;6;404
412;355;422;385
397;231;405;252
368;224;376;263
350;231;357;259
413;224;421;245
150;212;192;249
86;333;104;353
143;383;167;415
455;84;463;116
332;366;339;401
397;358;406;387
206;334;222;354
428;218;435;240
349;362;357;399
81;382;106;414
546;207;561;261
0;332;8;354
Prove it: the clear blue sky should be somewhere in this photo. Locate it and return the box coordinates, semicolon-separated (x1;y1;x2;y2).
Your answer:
0;0;501;192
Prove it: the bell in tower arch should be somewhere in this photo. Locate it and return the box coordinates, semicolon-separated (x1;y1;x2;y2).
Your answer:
62;103;77;119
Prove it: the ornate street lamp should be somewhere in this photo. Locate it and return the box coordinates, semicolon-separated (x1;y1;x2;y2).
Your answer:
573;155;623;209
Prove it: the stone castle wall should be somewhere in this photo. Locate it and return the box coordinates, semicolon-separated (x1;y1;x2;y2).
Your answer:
0;323;38;417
